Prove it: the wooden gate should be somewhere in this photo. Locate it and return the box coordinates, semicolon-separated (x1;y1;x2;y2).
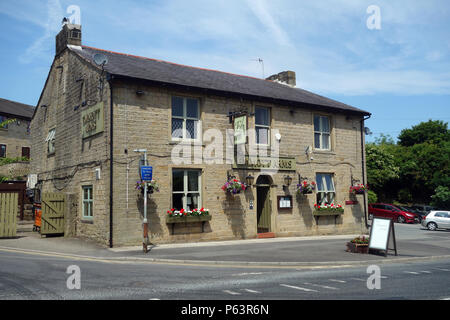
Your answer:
0;193;18;238
41;192;65;236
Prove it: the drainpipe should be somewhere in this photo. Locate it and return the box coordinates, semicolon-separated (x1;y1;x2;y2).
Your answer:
360;114;371;229
108;74;114;248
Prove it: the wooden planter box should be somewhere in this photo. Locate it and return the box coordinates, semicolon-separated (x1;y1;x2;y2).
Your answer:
166;215;212;235
312;210;344;217
166;215;211;224
346;242;369;254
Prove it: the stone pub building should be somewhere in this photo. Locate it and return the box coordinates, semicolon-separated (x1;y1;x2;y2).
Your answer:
30;22;371;247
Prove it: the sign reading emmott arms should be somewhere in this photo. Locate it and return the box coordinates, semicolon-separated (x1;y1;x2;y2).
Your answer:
81;103;104;139
233;156;296;171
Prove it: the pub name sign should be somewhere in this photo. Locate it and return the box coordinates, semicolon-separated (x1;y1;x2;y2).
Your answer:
233;156;296;171
81;102;104;139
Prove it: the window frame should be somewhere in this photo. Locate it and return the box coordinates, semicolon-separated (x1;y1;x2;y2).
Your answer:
82;185;93;219
171;96;201;142
46;128;56;155
316;173;336;205
0;144;6;158
313;114;331;151
172;169;202;210
255;106;271;146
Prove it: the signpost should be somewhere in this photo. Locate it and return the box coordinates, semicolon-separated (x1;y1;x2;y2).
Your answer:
135;149;150;253
368;217;398;257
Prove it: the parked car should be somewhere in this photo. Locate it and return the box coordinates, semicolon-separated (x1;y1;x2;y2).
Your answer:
398;206;422;223
368;203;417;223
421;211;450;231
411;204;437;216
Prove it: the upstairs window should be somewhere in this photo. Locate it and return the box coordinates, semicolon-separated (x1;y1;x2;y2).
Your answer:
314;115;331;150
316;173;335;205
255;107;270;145
46;128;56;155
171;96;200;140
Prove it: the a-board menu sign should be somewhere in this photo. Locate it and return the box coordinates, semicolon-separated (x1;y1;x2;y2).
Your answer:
368;217;398;257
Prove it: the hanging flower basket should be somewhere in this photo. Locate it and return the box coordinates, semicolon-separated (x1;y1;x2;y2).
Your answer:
296;181;316;195
221;179;246;195
313;203;344;216
136;180;160;195
349;184;368;195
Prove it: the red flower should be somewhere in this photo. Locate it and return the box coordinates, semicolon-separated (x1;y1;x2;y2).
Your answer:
233;179;238;182
180;208;185;213
200;207;204;212
171;208;175;211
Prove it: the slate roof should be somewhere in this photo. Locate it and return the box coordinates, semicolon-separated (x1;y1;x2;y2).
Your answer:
70;45;370;116
0;97;35;120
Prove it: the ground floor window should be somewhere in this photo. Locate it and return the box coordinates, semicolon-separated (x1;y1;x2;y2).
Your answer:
0;144;6;158
82;185;93;218
316;173;335;205
172;169;201;210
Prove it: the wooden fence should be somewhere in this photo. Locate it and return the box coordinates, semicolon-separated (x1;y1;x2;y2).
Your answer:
0;192;18;238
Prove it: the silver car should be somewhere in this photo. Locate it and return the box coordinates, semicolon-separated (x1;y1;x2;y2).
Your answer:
421;211;450;231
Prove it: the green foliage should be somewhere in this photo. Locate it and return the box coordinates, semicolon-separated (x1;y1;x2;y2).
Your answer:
0;118;16;129
398;120;450;147
367;190;378;204
367;119;449;204
431;186;450;209
0;156;30;166
365;143;400;192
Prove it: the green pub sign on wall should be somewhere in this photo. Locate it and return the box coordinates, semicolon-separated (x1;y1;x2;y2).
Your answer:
81;102;104;139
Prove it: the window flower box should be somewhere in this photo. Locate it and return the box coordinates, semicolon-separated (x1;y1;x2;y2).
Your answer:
166;208;211;235
313;203;344;216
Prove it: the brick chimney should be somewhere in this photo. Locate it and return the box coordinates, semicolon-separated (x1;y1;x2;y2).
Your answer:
55;18;81;56
266;71;296;87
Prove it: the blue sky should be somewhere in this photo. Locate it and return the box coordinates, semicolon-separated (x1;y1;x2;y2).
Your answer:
0;0;449;142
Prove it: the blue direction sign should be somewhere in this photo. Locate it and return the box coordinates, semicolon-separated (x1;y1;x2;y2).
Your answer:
140;166;153;181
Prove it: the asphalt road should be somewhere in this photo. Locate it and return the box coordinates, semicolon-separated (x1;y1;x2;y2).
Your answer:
0;250;449;300
0;223;449;301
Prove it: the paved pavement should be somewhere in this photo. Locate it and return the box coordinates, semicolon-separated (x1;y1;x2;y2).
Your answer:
1;223;449;267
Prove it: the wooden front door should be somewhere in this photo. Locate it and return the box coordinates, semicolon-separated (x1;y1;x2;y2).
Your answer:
257;186;271;233
41;193;65;236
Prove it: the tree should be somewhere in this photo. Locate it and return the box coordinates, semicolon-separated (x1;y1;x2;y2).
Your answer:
365;143;400;200
398;120;449;147
431;186;450;209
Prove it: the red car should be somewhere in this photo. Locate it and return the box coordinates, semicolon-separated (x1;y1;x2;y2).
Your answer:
368;203;417;223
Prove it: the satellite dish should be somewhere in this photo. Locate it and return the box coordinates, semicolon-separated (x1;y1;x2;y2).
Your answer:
93;53;108;67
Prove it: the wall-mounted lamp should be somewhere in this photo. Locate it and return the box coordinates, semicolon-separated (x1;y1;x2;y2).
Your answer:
283;175;292;187
245;174;255;187
136;90;144;96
